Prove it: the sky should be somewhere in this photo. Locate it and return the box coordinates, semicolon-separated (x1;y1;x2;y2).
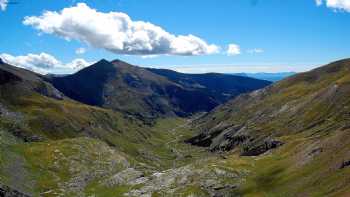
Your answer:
0;0;350;74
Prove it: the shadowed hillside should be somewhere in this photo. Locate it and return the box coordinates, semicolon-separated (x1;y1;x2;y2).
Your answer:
147;68;271;103
49;59;271;120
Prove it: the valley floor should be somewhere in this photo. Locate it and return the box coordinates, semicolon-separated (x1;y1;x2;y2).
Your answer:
0;117;232;196
2;116;350;197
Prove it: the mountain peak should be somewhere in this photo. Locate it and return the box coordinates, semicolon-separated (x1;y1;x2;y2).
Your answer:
81;59;116;73
97;58;110;64
49;58;270;119
0;58;4;64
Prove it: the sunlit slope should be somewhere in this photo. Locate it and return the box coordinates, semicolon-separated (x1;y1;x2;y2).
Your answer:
187;59;350;196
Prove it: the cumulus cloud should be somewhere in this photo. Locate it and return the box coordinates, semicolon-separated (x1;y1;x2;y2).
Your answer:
0;53;92;74
0;0;8;11
316;0;350;12
227;44;241;56
23;3;219;56
75;47;86;55
64;58;91;70
247;48;264;54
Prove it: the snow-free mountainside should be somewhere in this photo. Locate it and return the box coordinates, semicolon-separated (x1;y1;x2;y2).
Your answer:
1;58;350;196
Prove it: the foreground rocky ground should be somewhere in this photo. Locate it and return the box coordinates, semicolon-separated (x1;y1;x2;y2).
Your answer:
0;116;243;197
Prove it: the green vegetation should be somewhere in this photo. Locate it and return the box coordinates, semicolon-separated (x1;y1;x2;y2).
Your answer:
186;59;350;196
1;59;350;196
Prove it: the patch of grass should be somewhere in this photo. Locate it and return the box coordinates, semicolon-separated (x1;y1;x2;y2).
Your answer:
173;185;210;197
219;131;350;197
3;137;130;195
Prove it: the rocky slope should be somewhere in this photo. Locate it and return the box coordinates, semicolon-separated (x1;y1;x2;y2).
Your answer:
187;58;350;196
2;58;350;196
49;59;270;120
0;60;212;196
0;60;242;196
188;58;350;153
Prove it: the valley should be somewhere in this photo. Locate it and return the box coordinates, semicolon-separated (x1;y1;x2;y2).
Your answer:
1;1;349;196
1;58;350;197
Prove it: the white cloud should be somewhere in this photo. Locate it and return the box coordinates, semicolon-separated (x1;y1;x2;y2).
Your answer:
316;0;350;12
141;55;159;59
227;44;241;56
0;53;92;74
64;58;91;70
75;47;86;55
0;0;8;11
23;3;219;56
316;0;323;6
247;48;264;54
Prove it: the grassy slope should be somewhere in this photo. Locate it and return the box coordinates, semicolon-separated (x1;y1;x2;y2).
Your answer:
212;130;350;197
0;84;211;196
0;62;216;197
0;137;130;196
187;59;350;196
0;116;211;196
2;60;350;196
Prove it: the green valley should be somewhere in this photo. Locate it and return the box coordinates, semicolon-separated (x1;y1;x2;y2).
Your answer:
1;58;350;197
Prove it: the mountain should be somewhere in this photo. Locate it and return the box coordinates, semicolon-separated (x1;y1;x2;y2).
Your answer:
2;58;350;196
187;58;350;196
147;68;271;103
231;72;296;82
0;60;146;144
48;59;271;120
1;59;265;196
0;60;201;195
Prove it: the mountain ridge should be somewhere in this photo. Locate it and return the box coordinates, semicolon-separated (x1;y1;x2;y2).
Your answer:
187;58;350;152
1;58;350;196
185;58;350;195
231;72;296;82
48;59;271;120
146;67;271;103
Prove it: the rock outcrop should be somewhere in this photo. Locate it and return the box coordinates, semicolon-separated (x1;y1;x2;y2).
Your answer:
0;184;31;197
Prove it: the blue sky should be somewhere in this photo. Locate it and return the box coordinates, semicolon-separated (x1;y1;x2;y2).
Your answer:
0;0;350;74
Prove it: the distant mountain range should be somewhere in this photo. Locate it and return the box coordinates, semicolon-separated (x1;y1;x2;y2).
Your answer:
231;72;296;82
48;59;271;120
